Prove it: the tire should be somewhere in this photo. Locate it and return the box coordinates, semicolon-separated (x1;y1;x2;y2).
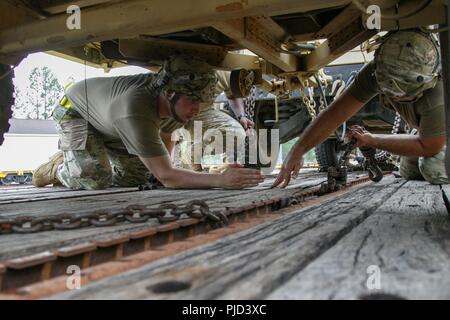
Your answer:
314;139;342;172
0;64;14;146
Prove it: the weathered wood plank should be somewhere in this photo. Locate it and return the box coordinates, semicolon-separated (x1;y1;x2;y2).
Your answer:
50;177;403;300
0;173;336;261
0;187;141;205
268;181;450;300
0;171;320;204
0;173;333;218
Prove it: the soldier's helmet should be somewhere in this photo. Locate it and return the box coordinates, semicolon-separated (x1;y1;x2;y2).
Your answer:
375;30;440;99
153;55;218;103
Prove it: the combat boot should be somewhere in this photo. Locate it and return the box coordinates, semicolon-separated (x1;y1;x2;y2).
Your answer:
32;151;64;187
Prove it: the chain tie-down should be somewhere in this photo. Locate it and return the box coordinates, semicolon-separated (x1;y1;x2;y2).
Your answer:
0;200;229;235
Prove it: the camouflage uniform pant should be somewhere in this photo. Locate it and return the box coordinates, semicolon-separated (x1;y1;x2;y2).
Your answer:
399;147;449;184
174;108;246;171
53;105;149;190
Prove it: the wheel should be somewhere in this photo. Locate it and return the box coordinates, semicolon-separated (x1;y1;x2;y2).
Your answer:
0;178;12;185
0;64;14;146
22;173;33;185
314;139;343;172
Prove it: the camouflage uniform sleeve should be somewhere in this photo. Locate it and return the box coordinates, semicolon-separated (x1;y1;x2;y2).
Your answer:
417;81;446;137
347;61;379;103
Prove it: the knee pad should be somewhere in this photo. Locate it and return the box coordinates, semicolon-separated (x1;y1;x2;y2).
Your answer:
419;151;449;184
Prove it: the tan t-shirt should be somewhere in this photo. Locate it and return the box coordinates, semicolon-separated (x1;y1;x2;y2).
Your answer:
348;61;446;137
160;70;233;133
66;73;168;157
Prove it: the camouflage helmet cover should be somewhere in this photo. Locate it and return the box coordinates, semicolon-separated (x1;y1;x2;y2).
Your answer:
154;55;218;103
374;30;440;99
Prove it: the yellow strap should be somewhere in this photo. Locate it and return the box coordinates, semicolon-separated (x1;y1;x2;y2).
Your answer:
59;95;72;109
59;80;75;109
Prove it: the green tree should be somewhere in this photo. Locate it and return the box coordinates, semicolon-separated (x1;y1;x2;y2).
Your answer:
11;87;28;118
24;66;63;120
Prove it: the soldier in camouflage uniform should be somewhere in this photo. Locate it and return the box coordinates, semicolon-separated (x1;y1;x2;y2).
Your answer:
32;55;264;190
160;70;254;171
274;29;449;188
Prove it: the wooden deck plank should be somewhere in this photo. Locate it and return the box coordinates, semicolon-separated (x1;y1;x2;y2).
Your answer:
0;173;333;218
268;181;450;300
0;186;72;196
0;173;339;261
0;187;144;205
0;171;320;205
50;177;403;300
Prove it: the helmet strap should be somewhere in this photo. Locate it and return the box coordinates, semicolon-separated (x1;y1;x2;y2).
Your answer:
168;93;184;123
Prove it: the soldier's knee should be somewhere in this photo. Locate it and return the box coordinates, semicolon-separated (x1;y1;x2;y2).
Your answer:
399;157;423;181
418;152;449;185
81;177;112;190
63;157;112;190
111;168;148;187
57;169;111;190
399;166;418;181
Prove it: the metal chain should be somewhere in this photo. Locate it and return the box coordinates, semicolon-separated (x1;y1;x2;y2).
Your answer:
318;95;325;113
302;86;317;119
391;112;401;135
338;139;357;167
244;85;257;121
0;200;229;235
374;112;402;165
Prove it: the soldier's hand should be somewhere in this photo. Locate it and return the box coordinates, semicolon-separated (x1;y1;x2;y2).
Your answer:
272;149;303;188
221;163;265;189
347;125;373;148
239;116;255;130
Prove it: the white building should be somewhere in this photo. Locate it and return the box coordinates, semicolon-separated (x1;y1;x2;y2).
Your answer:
0;119;59;173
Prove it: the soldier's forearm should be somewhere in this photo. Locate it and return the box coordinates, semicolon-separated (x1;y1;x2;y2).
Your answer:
228;98;245;117
293;91;366;156
366;134;444;157
159;168;221;189
140;155;220;189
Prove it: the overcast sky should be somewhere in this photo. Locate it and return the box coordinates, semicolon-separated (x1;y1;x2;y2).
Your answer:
14;52;150;92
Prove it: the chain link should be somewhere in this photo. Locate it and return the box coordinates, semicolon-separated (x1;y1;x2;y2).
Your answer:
391;112;401;135
318;95;325;113
0;200;229;235
374;112;402;166
301;86;317;119
244;85;257;121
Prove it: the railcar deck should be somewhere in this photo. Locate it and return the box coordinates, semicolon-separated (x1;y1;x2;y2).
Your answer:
0;171;449;300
